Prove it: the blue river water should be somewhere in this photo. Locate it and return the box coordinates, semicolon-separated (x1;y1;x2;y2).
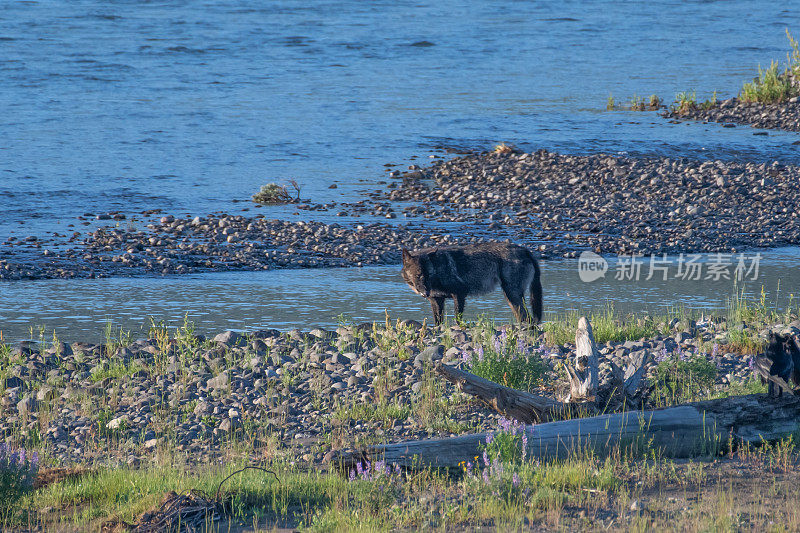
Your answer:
1;249;798;343
1;1;799;339
1;0;799;239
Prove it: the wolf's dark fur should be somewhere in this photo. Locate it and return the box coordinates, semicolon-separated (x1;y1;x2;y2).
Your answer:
762;332;800;396
400;242;543;326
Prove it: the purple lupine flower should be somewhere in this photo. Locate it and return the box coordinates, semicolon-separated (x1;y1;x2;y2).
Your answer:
516;337;525;353
477;345;484;362
356;462;363;476
461;350;471;365
492;457;504;476
482;467;490;484
466;461;473;476
394;463;401;475
748;356;755;370
493;336;502;353
349;468;356;481
521;432;528;460
711;343;719;357
482;450;490;467
486;432;494;445
512;472;520;488
500;329;508;348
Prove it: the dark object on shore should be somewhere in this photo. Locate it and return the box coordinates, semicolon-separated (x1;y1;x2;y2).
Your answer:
400;242;542;326
754;332;800;397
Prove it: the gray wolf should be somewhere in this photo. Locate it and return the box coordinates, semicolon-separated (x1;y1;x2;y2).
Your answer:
400;242;543;326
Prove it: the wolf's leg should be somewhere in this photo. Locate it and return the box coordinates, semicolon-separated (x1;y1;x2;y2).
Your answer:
501;285;531;325
452;294;465;321
429;297;445;325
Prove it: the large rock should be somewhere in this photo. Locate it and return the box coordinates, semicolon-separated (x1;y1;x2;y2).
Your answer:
213;330;242;346
414;345;445;367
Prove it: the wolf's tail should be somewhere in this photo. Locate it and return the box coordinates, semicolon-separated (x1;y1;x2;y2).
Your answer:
528;251;543;324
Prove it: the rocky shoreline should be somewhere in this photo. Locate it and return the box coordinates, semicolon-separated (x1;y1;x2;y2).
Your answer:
663;96;800;132
3;317;796;468
3;149;800;280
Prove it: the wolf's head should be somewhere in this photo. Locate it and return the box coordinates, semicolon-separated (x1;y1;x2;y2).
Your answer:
401;248;431;297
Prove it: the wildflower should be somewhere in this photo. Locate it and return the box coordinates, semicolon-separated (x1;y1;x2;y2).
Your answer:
493;336;502;353
461;350;471;365
486;432;494;445
512;472;520;488
521;432;528;460
394;463;401;475
711;343;719;357
499;329;508;349
516;337;525;353
477;345;484;362
748;356;755;370
482;467;490;484
349;468;356;481
482;450;490;467
466;461;473;476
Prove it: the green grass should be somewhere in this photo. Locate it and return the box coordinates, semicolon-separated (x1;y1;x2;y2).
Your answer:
739;29;800;104
649;352;718;407
741;60;795;104
543;304;674;346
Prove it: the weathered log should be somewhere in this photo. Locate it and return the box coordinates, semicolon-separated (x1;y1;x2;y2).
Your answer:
329;394;800;469
564;317;599;403
434;362;564;423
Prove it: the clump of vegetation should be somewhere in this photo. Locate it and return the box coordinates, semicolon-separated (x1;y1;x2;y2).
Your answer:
465;326;546;391
740;29;800;104
700;90;718;110
606;94;615;110
649;348;718;407
544;304;669;346
627;94;662;111
0;445;38;514
492;143;519;154
672;90;698;115
252;180;301;204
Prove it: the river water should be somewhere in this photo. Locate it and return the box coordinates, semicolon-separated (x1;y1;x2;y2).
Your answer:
1;1;799;339
1;248;797;343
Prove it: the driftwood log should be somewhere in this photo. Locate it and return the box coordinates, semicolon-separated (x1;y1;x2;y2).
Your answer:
434;316;650;423
331;394;800;469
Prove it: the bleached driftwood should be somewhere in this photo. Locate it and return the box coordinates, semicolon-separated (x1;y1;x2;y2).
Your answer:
564;316;599;403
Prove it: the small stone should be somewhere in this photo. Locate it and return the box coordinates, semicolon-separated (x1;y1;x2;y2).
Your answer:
207;372;229;389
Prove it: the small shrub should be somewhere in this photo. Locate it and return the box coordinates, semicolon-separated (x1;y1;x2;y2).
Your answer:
649;94;661;108
465;328;546;391
629;94;645;111
673;90;697;115
252;180;300;204
740;61;794;104
739;31;800;104
0;445;38;513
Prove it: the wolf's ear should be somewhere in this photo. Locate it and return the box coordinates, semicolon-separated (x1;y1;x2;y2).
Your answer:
401;248;412;263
